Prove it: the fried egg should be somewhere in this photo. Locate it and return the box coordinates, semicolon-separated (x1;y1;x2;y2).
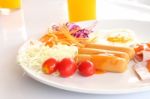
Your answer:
97;29;138;47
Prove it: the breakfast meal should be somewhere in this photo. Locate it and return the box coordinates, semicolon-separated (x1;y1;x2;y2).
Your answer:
17;22;150;79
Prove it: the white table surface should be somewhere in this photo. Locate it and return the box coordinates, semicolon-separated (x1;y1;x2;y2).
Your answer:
1;0;150;99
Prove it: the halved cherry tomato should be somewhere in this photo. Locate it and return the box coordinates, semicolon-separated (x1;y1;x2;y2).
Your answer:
78;60;95;77
57;58;77;77
42;58;57;74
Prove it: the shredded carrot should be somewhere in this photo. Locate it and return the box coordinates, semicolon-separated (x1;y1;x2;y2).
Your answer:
39;24;94;48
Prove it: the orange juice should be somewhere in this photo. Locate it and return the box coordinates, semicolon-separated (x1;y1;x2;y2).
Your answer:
68;0;96;22
0;0;21;9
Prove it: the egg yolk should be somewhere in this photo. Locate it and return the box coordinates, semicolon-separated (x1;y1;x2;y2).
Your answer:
107;34;132;43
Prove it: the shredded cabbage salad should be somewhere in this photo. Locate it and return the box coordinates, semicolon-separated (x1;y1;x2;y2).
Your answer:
18;40;78;72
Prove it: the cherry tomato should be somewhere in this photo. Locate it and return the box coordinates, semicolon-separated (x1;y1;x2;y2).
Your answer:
78;60;95;77
57;58;77;77
42;58;57;74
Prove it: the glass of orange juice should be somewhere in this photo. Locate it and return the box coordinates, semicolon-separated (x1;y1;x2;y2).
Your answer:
68;0;96;22
0;0;21;9
0;0;21;14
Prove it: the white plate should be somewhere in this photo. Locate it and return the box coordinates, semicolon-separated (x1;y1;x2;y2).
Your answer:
18;20;150;94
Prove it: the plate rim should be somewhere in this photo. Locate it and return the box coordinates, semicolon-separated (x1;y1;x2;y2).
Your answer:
21;63;150;95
